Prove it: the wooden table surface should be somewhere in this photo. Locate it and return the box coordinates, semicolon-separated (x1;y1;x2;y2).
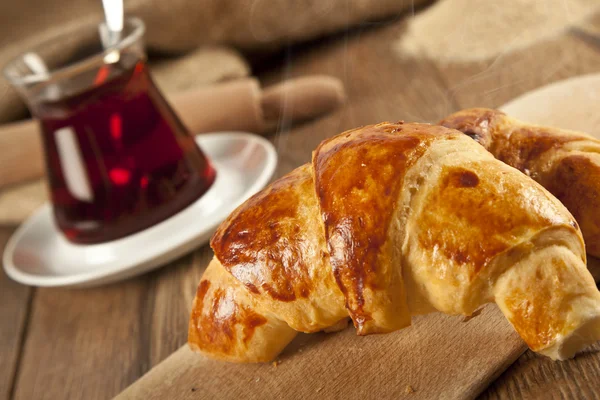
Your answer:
2;14;600;400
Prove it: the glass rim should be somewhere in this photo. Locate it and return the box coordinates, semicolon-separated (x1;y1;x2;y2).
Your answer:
3;16;145;87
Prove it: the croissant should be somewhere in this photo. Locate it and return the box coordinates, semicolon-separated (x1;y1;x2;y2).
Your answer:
440;108;600;258
188;122;600;363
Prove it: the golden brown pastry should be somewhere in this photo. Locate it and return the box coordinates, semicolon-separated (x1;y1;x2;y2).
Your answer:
440;108;600;257
188;122;600;363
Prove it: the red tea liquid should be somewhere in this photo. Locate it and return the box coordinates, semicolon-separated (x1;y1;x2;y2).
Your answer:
36;59;216;244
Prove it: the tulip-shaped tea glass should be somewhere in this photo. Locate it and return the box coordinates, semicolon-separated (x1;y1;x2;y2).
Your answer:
4;18;216;244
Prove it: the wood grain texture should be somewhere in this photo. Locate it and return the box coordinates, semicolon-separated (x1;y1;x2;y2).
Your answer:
481;344;600;400
8;243;217;400
0;228;31;400
117;305;525;400
144;248;212;368
11;279;150;400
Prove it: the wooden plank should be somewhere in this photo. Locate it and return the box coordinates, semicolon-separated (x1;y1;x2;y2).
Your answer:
116;305;525;400
11;278;150;399
0;228;31;400
144;248;212;369
481;343;600;400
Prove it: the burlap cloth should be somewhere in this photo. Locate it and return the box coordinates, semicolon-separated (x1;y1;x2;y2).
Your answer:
394;0;600;62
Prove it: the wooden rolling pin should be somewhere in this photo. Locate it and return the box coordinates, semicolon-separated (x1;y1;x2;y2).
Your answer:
0;75;345;189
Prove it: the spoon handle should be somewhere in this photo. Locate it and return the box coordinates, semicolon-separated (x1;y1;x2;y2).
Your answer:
101;0;124;46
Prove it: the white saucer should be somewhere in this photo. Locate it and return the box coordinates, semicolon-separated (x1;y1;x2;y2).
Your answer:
3;132;277;287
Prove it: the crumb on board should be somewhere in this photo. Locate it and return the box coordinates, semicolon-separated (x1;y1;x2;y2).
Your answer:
405;385;415;394
272;359;282;368
191;387;198;392
316;387;323;393
463;307;484;322
255;377;261;383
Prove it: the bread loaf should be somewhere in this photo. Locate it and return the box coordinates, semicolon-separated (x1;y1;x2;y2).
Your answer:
189;122;600;362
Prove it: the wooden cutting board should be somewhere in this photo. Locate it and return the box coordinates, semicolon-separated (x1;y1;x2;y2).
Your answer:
115;74;600;400
116;305;525;400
